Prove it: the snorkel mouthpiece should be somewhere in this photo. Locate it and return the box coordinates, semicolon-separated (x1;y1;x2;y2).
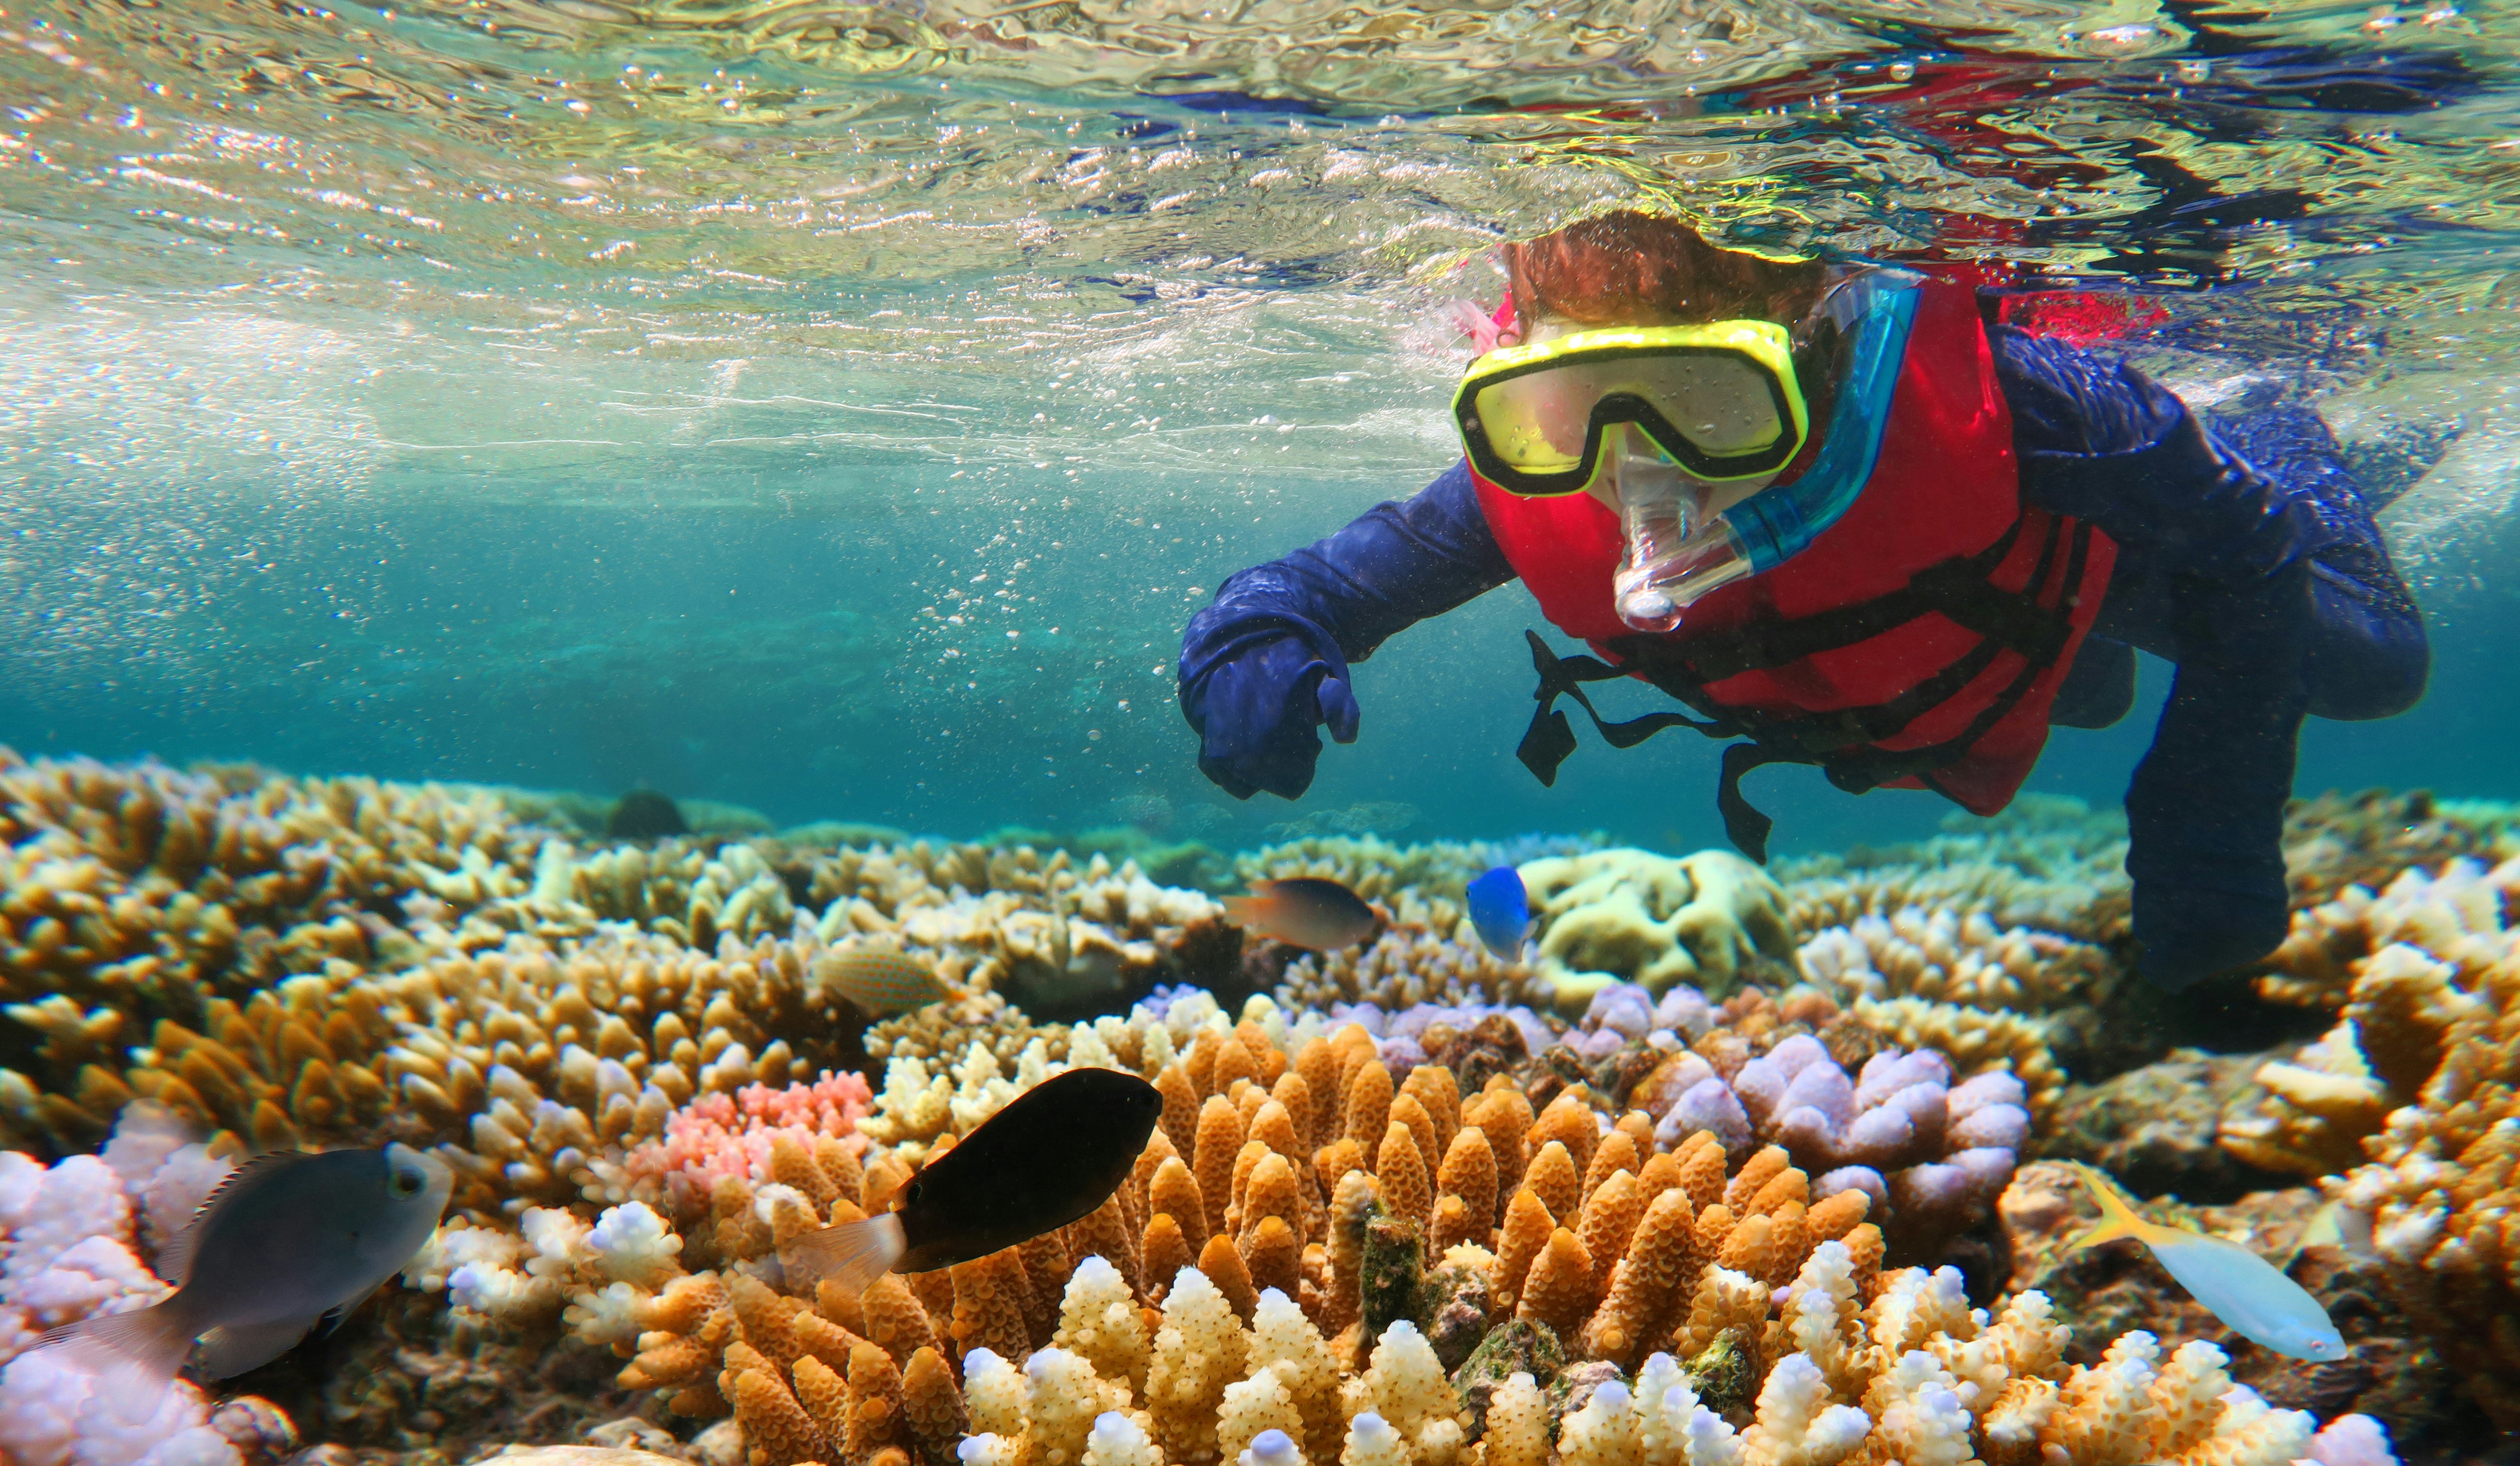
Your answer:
1607;438;1754;632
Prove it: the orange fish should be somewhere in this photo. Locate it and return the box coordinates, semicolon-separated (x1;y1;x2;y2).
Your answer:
1223;877;1380;951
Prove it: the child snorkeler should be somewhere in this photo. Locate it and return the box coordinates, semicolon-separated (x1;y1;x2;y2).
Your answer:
1178;211;2427;990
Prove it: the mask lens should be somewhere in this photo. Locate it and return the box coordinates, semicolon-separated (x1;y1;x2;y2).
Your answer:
1464;338;1794;489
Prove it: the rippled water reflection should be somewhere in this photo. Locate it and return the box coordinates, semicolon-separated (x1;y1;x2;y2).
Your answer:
1;0;2516;829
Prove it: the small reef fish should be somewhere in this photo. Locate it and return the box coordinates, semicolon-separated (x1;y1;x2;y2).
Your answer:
2070;1162;2346;1361
42;1143;453;1379
782;1067;1162;1291
825;944;957;1016
2299;1198;2379;1263
1223;877;1380;950
1465;865;1532;958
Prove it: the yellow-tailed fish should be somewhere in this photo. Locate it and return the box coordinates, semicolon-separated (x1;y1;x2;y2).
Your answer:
38;1143;452;1379
2298;1198;2379;1263
1223;877;1380;950
2069;1162;2345;1361
825;944;956;1016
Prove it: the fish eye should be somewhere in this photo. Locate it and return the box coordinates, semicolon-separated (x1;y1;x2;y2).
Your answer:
389;1167;421;1198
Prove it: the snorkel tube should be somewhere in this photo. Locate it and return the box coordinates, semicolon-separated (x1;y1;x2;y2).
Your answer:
1608;270;1924;632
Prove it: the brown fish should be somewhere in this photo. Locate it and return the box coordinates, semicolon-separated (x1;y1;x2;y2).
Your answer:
1223;877;1380;950
780;1066;1161;1290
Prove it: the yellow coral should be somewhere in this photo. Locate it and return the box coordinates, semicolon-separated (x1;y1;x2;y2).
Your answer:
1519;848;1797;1012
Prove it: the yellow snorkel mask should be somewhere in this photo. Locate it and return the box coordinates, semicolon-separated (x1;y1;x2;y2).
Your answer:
1451;319;1811;497
1451;268;1927;632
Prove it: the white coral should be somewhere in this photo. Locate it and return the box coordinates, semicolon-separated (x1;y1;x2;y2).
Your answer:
1742;1354;1869;1466
963;1347;1029;1440
584;1201;682;1286
1083;1411;1163;1466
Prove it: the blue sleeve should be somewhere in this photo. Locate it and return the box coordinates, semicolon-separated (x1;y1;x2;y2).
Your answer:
1989;325;2328;987
1990;325;2338;578
1181;459;1515;675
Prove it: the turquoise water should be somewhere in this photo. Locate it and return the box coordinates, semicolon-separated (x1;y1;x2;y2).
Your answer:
3;0;2517;853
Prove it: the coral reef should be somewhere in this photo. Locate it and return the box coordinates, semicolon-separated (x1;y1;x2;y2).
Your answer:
2278;789;2520;910
2043;1053;2286;1204
2221;857;2520;1177
1795;907;2121;1077
2320;949;2520;1426
0;754;548;1147
1774;796;2132;947
958;1249;2344;1466
2251;853;2520;1013
1;749;1240;1194
578;996;2328;1466
2118;847;2520;1431
1315;1002;1558;1078
5;755;2492;1466
1276;926;1542;1018
1233;837;1496;906
1517;850;1798;1012
483;785;777;842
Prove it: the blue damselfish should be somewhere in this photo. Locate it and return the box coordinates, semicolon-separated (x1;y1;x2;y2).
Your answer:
1466;865;1532;958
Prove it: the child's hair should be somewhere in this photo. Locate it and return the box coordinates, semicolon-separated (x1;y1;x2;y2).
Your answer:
1505;211;1828;328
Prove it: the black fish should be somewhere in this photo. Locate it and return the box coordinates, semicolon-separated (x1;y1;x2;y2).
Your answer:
781;1067;1162;1289
607;788;687;839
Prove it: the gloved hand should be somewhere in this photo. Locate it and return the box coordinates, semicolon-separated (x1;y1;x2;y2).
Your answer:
2132;876;2290;991
1178;631;1360;799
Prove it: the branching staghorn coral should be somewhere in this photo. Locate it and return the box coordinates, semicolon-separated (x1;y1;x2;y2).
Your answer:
0;753;552;1145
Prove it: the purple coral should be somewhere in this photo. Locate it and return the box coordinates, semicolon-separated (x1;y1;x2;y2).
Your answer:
1324;1001;1555;1069
1557;982;1717;1063
1647;1033;2028;1231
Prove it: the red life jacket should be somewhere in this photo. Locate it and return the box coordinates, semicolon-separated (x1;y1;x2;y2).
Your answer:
1473;279;2118;861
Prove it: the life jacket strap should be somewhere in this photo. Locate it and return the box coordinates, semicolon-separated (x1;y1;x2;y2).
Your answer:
1513;515;2098;864
1515;630;1732;787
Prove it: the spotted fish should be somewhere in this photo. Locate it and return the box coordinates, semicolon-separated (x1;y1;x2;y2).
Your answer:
823;944;957;1017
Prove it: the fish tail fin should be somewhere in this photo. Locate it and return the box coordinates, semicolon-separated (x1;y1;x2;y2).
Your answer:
32;1300;193;1380
2068;1163;2150;1251
780;1211;907;1293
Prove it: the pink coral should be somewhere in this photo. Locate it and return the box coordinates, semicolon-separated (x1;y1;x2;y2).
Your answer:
623;1072;873;1209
